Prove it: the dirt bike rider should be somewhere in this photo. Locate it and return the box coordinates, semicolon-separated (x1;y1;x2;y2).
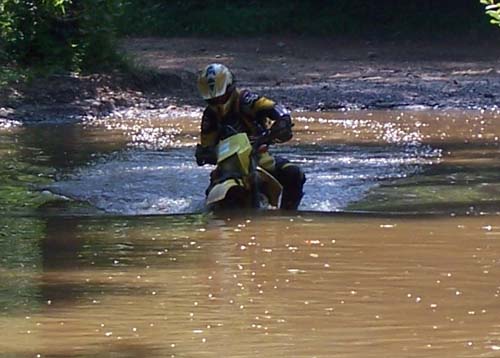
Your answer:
195;63;305;210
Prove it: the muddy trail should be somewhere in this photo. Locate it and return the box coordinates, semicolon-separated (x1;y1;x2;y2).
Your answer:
125;37;500;110
1;37;500;124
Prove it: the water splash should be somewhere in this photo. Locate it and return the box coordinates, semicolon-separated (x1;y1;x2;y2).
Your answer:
0;118;21;130
279;143;440;212
48;141;440;215
47;111;447;215
49;149;209;215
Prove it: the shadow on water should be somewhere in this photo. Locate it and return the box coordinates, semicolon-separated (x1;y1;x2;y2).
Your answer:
3;209;500;357
37;217;90;306
1;210;210;317
0;209;284;355
17;124;127;170
22;342;167;358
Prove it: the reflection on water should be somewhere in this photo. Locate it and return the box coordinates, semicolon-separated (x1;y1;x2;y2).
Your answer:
0;109;499;357
2;214;500;357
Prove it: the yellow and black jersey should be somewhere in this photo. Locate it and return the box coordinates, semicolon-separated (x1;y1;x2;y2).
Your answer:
200;89;290;147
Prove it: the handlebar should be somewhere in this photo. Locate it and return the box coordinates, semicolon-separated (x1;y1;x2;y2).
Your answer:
251;124;291;149
196;124;293;166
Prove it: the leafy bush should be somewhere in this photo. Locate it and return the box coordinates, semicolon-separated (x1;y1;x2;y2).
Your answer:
481;0;500;26
116;0;494;37
0;0;498;74
0;65;27;87
0;0;124;71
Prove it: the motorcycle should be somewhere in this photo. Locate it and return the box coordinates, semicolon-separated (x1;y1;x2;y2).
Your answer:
196;129;284;211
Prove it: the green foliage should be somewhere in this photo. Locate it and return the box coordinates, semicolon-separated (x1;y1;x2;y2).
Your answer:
0;147;55;214
116;0;494;37
0;65;28;87
0;0;125;72
0;1;497;72
481;0;500;26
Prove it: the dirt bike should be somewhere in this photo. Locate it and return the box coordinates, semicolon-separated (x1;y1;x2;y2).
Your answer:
197;129;284;211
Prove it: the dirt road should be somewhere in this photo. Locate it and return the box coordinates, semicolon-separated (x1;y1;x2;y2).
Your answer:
125;36;500;110
2;36;500;123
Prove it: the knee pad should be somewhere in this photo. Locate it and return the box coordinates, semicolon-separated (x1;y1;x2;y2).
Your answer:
280;164;306;190
279;165;305;210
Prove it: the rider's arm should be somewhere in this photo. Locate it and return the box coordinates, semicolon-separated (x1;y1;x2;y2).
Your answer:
195;109;218;166
259;104;293;143
240;91;293;143
200;108;218;147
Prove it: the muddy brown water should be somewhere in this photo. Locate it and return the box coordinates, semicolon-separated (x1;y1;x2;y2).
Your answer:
1;109;500;357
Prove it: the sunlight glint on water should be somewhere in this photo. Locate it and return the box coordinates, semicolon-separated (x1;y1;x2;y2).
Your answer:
48;110;450;214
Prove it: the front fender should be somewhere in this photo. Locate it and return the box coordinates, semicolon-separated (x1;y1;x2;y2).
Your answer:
206;179;245;206
256;167;283;207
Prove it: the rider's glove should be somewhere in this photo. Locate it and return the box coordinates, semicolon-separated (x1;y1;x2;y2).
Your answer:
195;144;217;166
270;115;293;143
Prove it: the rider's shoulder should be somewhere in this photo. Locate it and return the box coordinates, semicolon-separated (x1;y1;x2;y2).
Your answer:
239;90;260;107
239;90;275;113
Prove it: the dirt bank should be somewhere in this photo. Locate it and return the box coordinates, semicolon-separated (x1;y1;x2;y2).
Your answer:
2;36;500;123
126;37;500;110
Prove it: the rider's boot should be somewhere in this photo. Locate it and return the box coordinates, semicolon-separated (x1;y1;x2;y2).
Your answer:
279;164;306;210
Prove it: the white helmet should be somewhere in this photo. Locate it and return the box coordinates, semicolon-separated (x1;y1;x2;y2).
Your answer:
197;63;234;100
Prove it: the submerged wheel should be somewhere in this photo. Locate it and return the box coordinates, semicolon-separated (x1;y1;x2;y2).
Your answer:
217;186;250;210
